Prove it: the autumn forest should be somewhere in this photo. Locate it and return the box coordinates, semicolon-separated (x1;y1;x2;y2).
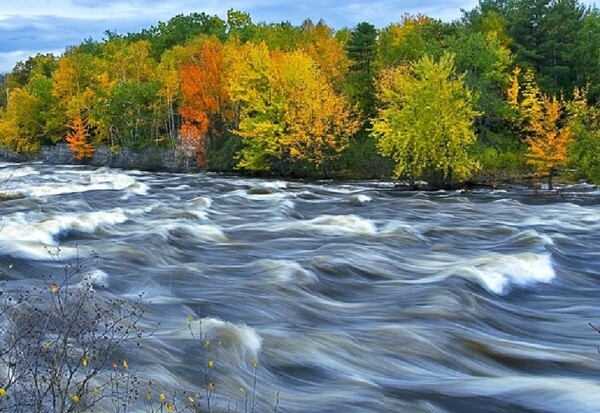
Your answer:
1;0;599;187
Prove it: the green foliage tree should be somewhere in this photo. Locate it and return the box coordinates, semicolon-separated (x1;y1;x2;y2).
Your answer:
104;80;164;149
372;53;480;188
469;0;595;97
567;87;600;182
537;0;588;94
128;12;227;59
447;23;514;146
573;10;600;102
226;9;256;42
376;15;447;69
250;22;303;51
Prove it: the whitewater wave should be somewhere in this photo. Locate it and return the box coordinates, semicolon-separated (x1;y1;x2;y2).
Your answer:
298;214;378;237
166;317;262;361
160;222;228;243
458;252;556;295
0;166;40;180
0;209;129;247
78;269;110;289
254;259;318;285
23;172;147;197
435;375;600;413
348;194;372;206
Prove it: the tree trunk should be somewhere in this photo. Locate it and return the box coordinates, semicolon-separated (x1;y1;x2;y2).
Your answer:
548;167;554;190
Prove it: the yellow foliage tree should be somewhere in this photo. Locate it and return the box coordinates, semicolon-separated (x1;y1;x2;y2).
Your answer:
227;43;358;172
0;86;46;153
298;20;349;91
508;69;572;189
372;53;480;188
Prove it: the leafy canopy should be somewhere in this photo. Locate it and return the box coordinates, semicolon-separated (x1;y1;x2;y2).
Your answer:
372;53;480;187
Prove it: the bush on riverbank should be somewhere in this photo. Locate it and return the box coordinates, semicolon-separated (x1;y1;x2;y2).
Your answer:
0;250;277;413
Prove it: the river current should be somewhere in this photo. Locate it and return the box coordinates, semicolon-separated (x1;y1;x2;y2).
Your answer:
1;162;600;412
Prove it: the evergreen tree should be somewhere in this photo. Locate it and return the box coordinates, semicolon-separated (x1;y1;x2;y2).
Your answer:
346;22;378;119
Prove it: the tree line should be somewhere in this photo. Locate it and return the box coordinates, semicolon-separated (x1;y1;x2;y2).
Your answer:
0;0;599;187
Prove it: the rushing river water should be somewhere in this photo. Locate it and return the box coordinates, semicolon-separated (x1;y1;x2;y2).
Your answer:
1;162;600;413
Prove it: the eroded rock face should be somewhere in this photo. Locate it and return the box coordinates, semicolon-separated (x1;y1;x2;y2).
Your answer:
0;144;198;173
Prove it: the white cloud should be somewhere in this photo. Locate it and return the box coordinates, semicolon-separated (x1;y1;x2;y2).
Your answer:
1;0;593;73
0;0;468;73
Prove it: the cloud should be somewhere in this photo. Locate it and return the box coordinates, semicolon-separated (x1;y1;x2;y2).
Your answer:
0;0;478;73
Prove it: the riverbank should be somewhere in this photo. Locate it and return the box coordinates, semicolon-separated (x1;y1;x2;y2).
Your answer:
1;144;597;195
0;144;199;173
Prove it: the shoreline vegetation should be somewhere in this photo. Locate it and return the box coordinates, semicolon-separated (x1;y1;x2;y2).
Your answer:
0;1;599;189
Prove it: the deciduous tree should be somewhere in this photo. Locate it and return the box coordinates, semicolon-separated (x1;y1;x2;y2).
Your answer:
0;74;59;153
372;53;480;187
179;37;232;165
228;43;358;172
567;86;600;182
66;114;94;159
508;68;572;188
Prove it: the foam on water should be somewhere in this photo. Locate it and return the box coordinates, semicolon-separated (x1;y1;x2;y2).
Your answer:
162;222;228;243
187;196;212;210
348;194;372;206
436;376;600;413
0;166;40;180
260;180;288;189
167;317;262;358
459;252;556;295
1;209;129;246
254;259;318;285
24;172;146;197
78;269;110;289
300;214;378;236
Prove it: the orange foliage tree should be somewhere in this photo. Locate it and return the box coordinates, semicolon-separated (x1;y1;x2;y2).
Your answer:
66;114;94;159
508;68;572;189
179;38;231;165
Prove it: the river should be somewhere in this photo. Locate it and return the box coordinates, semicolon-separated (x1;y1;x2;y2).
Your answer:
1;162;600;412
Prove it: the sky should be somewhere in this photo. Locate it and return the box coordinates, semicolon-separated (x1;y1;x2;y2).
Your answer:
0;0;488;73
